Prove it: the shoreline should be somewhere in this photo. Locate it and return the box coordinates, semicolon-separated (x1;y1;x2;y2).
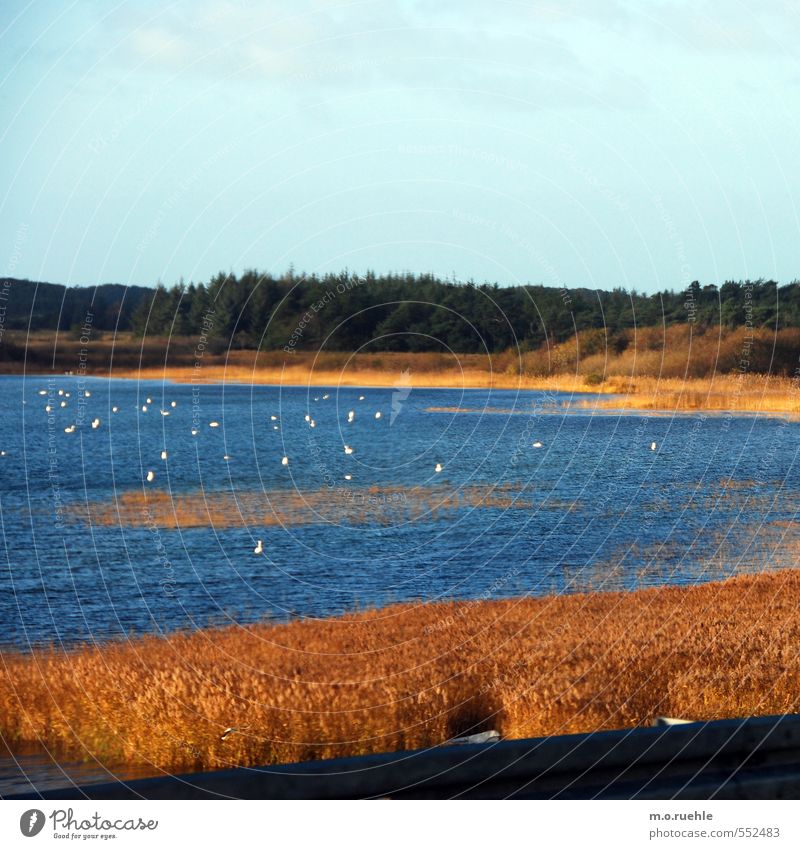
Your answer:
2;568;798;773
6;365;800;417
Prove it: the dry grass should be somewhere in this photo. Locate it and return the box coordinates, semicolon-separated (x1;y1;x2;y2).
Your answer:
66;484;579;530
6;328;800;414
2;570;799;773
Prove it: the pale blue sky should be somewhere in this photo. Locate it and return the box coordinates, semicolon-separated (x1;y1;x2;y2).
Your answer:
1;0;798;292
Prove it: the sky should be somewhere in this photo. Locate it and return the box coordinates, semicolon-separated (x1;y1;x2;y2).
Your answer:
1;0;799;293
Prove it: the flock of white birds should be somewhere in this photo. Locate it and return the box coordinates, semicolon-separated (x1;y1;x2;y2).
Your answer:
26;385;454;496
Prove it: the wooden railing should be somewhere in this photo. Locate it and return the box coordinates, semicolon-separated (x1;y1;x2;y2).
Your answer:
9;714;800;800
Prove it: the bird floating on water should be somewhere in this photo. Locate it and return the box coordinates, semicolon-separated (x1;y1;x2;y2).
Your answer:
45;405;52;413
58;390;64;396
160;410;170;417
170;401;177;408
223;454;231;461
650;441;657;451
344;444;353;455
304;414;311;422
435;463;443;473
322;394;329;400
112;406;118;413
281;456;289;466
270;415;278;421
146;397;152;404
91;418;100;429
64;425;75;433
253;540;263;555
141;405;148;412
60;401;67;408
359;395;365;401
532;441;543;448
309;420;316;428
191;428;198;436
160;450;168;460
375;411;381;419
38;390;46;396
209;421;220;428
344;474;352;480
84;390;91;398
347;411;355;423
146;470;155;482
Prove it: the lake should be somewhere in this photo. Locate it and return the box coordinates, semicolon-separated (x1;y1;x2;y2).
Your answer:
1;374;798;650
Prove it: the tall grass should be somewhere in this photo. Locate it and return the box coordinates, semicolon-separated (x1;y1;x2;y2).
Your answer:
2;570;799;772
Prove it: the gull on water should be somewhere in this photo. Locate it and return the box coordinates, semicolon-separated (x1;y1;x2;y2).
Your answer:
58;390;64;396
112;406;118;413
532;441;543;448
60;401;67;408
171;401;177;408
146;470;155;482
64;425;75;433
347;411;355;423
650;441;657;451
38;390;47;396
45;405;52;413
359;395;365;401
375;411;381;419
191;429;198;436
253;540;263;555
344;445;354;455
344;474;352;480
435;463;443;473
146;397;152;404
322;394;329;400
91;418;101;429
270;415;278;421
281;456;289;466
209;421;220;427
160;450;168;460
160;410;170;417
141;405;148;412
85;390;91;397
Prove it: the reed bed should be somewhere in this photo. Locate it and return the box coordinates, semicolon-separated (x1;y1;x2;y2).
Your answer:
1;570;799;773
66;483;575;530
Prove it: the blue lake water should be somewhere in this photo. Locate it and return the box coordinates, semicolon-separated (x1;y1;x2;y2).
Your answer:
1;374;799;650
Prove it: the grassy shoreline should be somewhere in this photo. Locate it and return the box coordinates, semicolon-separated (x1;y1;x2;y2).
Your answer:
1;569;798;773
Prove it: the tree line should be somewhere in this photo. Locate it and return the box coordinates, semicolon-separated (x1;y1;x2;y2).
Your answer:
2;272;799;356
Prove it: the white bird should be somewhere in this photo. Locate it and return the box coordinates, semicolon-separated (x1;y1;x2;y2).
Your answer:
532;441;543;448
270;415;278;421
209;421;219;428
160;450;168;460
84;390;91;397
170;400;177;408
310;420;316;428
191;428;198;436
146;470;155;482
344;444;353;455
64;425;75;433
38;390;47;395
344;474;352;480
313;397;319;402
141;405;148;412
253;540;263;555
112;406;118;413
58;389;64;396
347;411;355;423
91;418;101;429
650;441;657;451
160;410;170;417
45;405;52;413
273;425;279;430
322;394;329;400
146;397;152;404
359;395;365;401
375;411;381;419
65;392;71;398
60;401;67;408
220;726;245;741
281;456;289;466
223;454;231;461
434;463;443;473
0;450;5;456
304;414;311;422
